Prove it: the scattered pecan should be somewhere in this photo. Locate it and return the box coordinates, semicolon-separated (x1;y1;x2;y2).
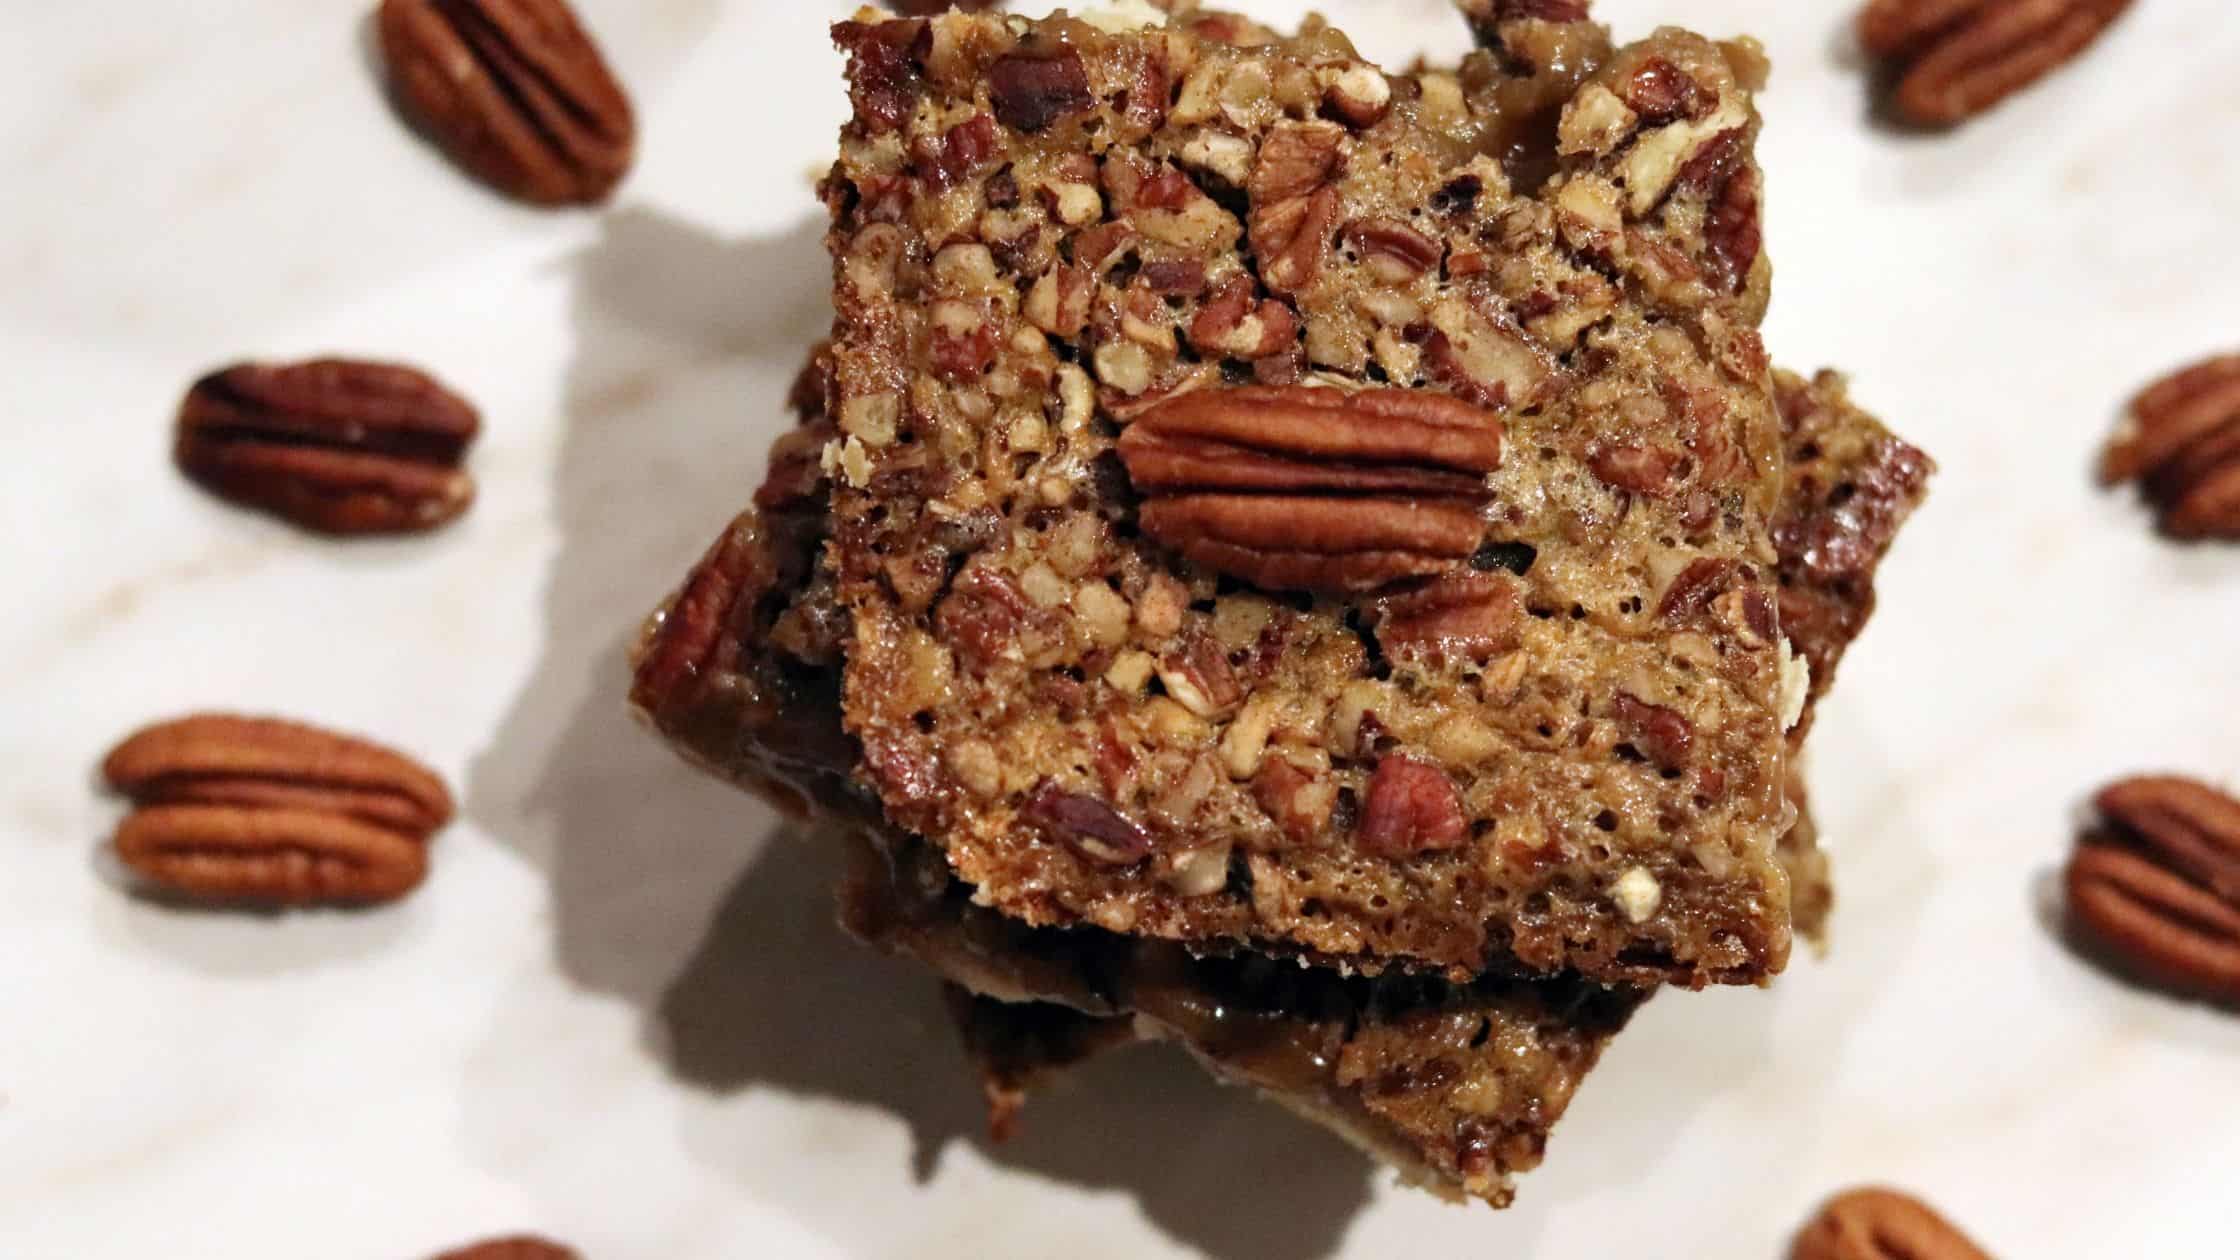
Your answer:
1248;121;1346;295
989;48;1092;132
1187;273;1297;359
912;113;1000;189
1373;572;1523;666
378;0;635;204
430;1237;581;1260
1790;1187;1990;1260
1588;442;1681;497
102;714;454;905
1115;384;1503;593
174;358;479;535
2100;353;2240;539
1359;755;1466;857
1321;65;1393;129
1856;0;2135;127
1023;781;1155;865
2066;775;2240;1006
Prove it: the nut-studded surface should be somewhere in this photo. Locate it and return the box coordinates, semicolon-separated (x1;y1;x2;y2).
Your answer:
818;6;1793;986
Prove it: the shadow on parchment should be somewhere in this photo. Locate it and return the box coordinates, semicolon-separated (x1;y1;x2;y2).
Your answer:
462;204;1371;1259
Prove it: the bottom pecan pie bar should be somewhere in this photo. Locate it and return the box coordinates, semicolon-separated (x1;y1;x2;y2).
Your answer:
627;348;1928;1205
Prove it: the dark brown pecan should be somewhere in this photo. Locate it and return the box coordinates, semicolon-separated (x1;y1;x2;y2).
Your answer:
431;1237;581;1260
103;714;453;905
2066;776;2240;1006
2100;353;2240;539
989;49;1092;132
1373;572;1522;666
378;0;635;204
1359;755;1466;857
1344;218;1443;282
1612;694;1692;769
1623;57;1710;123
175;358;479;535
1023;781;1155;865
1321;66;1392;129
1248;122;1346;295
1790;1187;1991;1260
1856;0;2135;127
1116;385;1503;594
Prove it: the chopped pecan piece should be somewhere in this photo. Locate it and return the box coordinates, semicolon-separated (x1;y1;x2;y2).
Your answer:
1248;122;1346;294
990;49;1092;132
102;714;453;905
2066;775;2240;1005
1373;572;1523;666
1024;781;1156;865
1116;385;1502;593
1790;1187;1991;1260
1359;755;1467;857
2100;353;2240;539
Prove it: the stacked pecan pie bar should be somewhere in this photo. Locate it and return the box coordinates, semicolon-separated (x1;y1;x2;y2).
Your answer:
629;1;1931;1206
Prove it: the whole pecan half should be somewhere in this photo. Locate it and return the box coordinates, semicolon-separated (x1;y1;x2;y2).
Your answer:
2100;353;2240;539
1115;384;1503;593
431;1237;580;1260
378;0;635;204
1791;1187;1991;1260
175;358;479;535
2066;775;2240;1006
103;714;454;905
1856;0;2134;127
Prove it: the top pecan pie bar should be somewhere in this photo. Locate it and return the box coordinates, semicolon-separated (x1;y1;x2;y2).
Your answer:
817;4;1792;986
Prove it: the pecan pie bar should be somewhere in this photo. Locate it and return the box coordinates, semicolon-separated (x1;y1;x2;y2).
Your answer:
819;4;1793;987
627;336;1928;1204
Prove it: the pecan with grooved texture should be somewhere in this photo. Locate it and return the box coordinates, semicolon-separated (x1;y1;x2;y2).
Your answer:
175;358;479;535
431;1238;580;1260
2101;353;2240;539
1116;385;1503;593
1360;755;1466;857
1856;0;2134;127
379;0;635;204
1791;1187;1991;1260
103;715;454;905
1248;121;1345;294
2066;775;2240;1006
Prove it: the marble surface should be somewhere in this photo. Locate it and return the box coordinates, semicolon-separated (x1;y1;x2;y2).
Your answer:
4;2;2238;1256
